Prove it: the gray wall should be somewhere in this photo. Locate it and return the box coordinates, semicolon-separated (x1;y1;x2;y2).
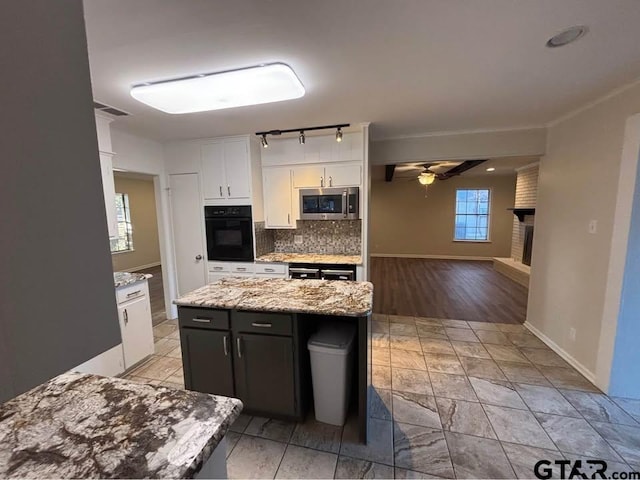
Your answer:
0;0;121;402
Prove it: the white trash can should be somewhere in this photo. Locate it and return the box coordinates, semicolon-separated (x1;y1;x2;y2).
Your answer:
307;323;356;426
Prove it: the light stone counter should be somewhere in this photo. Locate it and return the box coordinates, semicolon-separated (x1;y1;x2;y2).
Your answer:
174;277;373;317
113;271;153;288
255;252;362;265
0;372;242;479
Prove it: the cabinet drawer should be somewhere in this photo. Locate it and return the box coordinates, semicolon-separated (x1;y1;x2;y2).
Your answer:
116;283;146;304
208;261;230;273
255;263;287;275
231;263;255;274
179;307;229;330
233;311;293;336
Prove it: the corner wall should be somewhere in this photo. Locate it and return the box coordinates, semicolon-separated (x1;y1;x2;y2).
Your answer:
527;81;640;388
511;165;539;262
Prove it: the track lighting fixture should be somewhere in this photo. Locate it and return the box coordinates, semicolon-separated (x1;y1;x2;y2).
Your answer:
256;123;349;146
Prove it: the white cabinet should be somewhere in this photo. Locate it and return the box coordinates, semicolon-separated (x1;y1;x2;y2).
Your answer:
292;164;361;188
99;152;118;238
117;282;154;370
255;263;288;278
325;164;362;187
261;132;363;167
201;139;251;203
263;168;294;229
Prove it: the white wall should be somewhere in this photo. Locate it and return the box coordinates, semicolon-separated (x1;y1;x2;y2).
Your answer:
527;80;640;389
111;128;177;319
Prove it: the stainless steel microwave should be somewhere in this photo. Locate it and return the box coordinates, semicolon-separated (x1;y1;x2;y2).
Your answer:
299;187;359;220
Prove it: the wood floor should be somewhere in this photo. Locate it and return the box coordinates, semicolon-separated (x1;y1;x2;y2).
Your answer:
137;265;167;326
370;257;528;324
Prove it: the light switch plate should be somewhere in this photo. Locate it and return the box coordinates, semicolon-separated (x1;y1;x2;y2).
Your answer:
294;235;303;245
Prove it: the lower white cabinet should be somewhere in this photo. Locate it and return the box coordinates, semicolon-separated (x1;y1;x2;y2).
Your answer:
208;261;288;281
117;282;154;370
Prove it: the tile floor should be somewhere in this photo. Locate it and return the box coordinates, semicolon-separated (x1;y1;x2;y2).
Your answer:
124;316;640;479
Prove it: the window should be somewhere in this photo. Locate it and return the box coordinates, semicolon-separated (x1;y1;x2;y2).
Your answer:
110;193;134;253
454;189;490;241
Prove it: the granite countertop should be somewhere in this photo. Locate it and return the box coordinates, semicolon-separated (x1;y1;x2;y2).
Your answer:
114;271;153;288
256;252;362;265
174;277;373;317
0;372;242;479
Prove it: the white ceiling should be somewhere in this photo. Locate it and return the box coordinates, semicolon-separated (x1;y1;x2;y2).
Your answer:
83;0;640;142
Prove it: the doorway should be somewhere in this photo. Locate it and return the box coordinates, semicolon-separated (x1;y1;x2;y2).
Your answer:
111;171;166;325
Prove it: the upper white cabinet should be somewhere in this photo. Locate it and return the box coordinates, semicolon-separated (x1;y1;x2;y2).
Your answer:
261;132;363;167
95;114;118;239
201;138;251;203
292;164;361;188
263;168;294;229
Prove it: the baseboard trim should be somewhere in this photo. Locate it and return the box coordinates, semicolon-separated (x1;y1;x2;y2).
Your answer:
128;261;161;272
371;253;492;261
524;321;597;385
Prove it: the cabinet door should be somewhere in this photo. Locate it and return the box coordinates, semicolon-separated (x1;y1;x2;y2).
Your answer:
233;334;295;416
119;296;154;369
325;164;362;187
99;153;118;238
181;328;234;397
263;168;293;228
224;140;251;199
291;165;325;188
201;142;226;199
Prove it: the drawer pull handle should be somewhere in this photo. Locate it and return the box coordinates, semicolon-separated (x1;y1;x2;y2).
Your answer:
192;317;211;323
213;267;223;271
237;337;242;358
251;322;272;328
126;290;142;297
236;267;246;271
265;268;275;272
223;336;228;356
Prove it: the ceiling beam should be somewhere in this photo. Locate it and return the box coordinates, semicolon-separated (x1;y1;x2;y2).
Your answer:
438;159;487;179
385;164;396;182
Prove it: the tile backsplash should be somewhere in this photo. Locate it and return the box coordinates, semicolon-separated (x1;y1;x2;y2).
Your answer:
254;221;275;258
273;220;361;255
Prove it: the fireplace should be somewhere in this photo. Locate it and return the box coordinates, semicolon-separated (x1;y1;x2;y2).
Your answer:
522;225;534;266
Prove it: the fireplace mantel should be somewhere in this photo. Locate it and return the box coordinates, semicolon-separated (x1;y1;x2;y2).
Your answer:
508;207;536;222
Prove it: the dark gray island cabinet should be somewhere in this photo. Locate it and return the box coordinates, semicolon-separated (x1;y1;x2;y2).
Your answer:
174;277;374;442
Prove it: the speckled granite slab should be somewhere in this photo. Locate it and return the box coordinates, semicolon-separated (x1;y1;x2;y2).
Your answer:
256;252;362;265
174;277;373;317
114;271;152;288
0;372;242;479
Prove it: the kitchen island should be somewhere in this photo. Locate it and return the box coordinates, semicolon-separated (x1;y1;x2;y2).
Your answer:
174;277;373;442
0;372;242;479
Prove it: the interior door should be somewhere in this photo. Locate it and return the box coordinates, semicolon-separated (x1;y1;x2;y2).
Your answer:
181;328;234;397
233;333;295;416
263;168;293;228
201;142;226;200
224;140;251;199
119;297;153;369
169;173;206;295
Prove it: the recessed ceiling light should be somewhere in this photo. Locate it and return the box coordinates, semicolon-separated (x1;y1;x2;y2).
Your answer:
130;63;305;114
486;167;496;172
546;26;588;48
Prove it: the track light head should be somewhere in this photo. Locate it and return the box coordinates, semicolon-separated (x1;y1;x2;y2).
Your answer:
261;134;268;148
336;127;343;143
299;131;305;145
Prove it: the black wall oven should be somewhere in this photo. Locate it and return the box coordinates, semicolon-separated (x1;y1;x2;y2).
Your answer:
205;206;254;262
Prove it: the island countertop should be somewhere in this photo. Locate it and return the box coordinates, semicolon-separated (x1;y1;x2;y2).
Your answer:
0;372;242;479
174;277;373;317
255;252;362;265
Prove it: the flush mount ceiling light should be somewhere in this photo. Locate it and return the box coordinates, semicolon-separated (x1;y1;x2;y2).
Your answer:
546;25;588;48
130;63;305;114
